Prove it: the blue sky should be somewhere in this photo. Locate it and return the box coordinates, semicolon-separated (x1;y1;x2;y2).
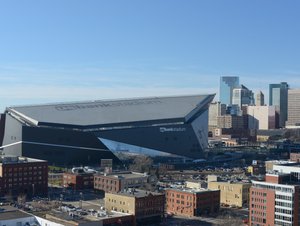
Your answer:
0;1;300;111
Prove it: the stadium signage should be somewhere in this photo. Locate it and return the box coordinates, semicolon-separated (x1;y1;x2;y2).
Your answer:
55;100;162;111
159;127;186;133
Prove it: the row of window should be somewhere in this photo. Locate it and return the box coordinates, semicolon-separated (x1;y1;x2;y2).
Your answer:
251;191;267;196
251;204;266;210
274;220;292;226
94;183;117;191
251;210;266;217
4;165;46;171
275;208;293;215
275;201;293;208
4;181;46;188
167;193;192;200
275;214;292;222
4;176;44;182
253;184;294;193
4;171;43;177
275;194;293;201
94;178;118;184
251;198;266;203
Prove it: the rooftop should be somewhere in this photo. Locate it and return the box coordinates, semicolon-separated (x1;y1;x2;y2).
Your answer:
110;189;163;198
0;209;33;221
100;171;148;179
36;209;132;226
274;162;300;167
6;94;214;128
166;187;219;194
0;155;46;164
208;181;251;185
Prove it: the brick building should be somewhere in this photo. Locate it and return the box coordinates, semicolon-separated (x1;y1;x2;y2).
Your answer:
0;156;48;197
249;173;300;226
105;189;165;225
63;167;94;190
165;188;220;217
94;171;149;193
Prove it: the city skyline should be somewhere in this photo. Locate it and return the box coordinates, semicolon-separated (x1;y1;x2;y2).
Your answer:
0;1;300;111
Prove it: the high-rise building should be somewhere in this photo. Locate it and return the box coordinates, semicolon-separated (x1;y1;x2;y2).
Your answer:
247;106;276;130
287;89;300;127
256;91;265;106
208;102;226;130
219;76;239;105
217;115;245;129
269;82;289;128
232;85;254;108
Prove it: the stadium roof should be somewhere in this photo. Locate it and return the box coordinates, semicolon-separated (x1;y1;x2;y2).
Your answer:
6;94;215;127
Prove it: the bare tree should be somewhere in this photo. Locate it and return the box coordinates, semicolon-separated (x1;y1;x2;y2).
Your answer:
129;155;153;173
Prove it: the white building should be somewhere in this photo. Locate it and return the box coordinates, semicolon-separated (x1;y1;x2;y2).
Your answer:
247;106;276;130
256;91;265;106
208;102;226;128
286;89;300;128
232;85;254;108
0;210;64;226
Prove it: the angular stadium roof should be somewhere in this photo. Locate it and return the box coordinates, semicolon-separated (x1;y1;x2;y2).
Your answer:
6;94;215;128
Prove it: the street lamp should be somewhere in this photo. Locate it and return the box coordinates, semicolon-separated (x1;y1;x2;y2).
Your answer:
79;192;83;209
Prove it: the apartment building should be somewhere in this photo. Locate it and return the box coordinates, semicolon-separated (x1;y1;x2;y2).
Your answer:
63;167;94;190
208;181;251;208
249;173;300;226
165;188;220;217
0;156;48;196
94;171;149;193
105;189;165;226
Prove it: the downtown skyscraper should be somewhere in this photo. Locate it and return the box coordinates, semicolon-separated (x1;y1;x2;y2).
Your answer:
219;76;239;105
269;82;289;128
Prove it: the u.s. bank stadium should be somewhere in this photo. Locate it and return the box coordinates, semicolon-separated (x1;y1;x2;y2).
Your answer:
0;94;215;165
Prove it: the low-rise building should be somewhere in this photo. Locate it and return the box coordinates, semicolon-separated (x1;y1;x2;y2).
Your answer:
185;181;202;190
94;171;149;193
0;155;48;197
265;160;292;172
0;205;134;226
105;189;165;225
208;181;251;208
247;164;266;176
165;188;220;217
0;210;38;226
290;152;300;162
63;167;94;190
48;172;63;186
42;210;134;226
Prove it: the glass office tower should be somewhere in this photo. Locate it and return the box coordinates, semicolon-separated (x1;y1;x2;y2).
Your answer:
232;85;254;108
219;76;239;105
269;82;289;128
